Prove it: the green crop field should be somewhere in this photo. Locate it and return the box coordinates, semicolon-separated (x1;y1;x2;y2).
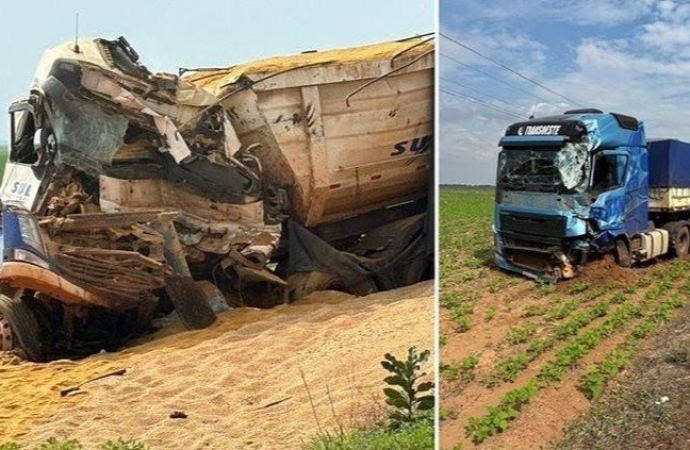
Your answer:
439;185;690;449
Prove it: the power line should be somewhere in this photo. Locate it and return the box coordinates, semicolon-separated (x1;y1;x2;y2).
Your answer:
440;32;585;107
441;76;527;116
441;53;552;104
441;87;527;121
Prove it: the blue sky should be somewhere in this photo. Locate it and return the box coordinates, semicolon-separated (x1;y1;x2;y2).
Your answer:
0;0;434;143
440;0;690;184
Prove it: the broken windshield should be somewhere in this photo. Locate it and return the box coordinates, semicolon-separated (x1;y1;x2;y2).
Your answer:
497;142;590;193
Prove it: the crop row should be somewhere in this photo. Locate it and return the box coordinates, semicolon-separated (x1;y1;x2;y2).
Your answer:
465;280;674;443
483;296;616;388
578;293;685;399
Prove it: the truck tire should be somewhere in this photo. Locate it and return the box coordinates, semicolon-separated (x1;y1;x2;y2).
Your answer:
287;271;377;302
674;226;690;259
403;255;430;285
0;296;45;362
615;239;632;268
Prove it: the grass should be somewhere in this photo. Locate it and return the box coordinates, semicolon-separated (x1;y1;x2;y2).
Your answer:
306;419;433;450
0;439;147;450
304;347;435;450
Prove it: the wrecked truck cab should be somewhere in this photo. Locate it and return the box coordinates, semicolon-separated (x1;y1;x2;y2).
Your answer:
0;35;434;361
494;110;651;281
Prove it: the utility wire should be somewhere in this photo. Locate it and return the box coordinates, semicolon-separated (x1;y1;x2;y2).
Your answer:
441;53;552;104
441;76;526;116
440;32;585;107
441;87;527;121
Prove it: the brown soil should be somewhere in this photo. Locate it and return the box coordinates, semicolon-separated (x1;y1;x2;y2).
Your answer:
0;281;433;450
575;255;647;287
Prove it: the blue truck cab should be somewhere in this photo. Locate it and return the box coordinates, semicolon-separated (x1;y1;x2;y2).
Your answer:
493;109;681;281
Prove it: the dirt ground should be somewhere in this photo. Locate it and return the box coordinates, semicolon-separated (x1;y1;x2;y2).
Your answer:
0;281;434;450
439;259;679;449
556;300;690;450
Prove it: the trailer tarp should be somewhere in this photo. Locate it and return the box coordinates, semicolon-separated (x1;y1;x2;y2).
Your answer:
648;139;690;188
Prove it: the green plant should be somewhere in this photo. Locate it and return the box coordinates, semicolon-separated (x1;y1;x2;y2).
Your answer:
459;355;479;382
465;380;539;443
522;304;547;318
466;405;517;443
0;440;150;450
37;439;83;450
503;323;537;346
569;281;590;294
485;306;498;322
381;347;434;427
578;349;632;400
534;281;556;297
99;440;149;450
306;419;433;450
452;313;473;333
0;444;23;450
443;355;479;383
485;353;530;386
611;292;626;304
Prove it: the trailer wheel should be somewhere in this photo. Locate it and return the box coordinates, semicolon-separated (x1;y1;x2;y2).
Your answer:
0;296;45;362
287;271;377;302
615;239;632;268
674;226;690;259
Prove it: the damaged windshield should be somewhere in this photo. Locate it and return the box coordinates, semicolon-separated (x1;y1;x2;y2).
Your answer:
497;142;590;193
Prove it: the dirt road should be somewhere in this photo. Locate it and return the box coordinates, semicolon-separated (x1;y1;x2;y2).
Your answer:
0;281;433;449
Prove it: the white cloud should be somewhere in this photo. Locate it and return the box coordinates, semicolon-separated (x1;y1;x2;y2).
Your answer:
640;20;690;56
440;0;690;184
442;0;654;27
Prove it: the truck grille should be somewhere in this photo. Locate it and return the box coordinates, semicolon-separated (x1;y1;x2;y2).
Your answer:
500;212;567;237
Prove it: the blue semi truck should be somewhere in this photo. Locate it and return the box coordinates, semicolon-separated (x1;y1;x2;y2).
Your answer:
494;108;690;281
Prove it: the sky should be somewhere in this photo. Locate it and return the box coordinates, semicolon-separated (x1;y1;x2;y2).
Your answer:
0;0;434;143
440;0;690;185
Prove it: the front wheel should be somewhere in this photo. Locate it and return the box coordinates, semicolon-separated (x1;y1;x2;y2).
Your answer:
615;239;632;268
674;226;690;259
0;295;45;362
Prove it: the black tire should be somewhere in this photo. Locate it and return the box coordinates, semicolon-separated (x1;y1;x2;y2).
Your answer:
403;255;430;285
615;239;632;268
287;271;377;302
0;295;45;362
674;226;690;259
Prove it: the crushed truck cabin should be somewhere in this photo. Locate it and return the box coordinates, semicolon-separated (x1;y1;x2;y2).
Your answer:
493;108;690;282
0;35;434;361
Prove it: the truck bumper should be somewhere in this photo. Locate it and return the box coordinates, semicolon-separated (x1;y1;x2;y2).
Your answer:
494;227;580;283
494;251;560;283
0;261;113;309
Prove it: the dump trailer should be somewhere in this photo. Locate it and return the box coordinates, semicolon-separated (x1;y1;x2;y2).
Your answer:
0;35;434;361
493;108;690;282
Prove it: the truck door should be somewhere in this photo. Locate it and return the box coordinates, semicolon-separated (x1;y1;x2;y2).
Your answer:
589;150;646;235
2;101;51;211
